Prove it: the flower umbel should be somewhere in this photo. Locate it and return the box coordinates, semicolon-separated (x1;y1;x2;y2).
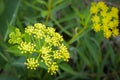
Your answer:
24;58;39;70
18;42;36;54
90;1;119;38
8;23;70;75
8;28;23;44
48;62;58;75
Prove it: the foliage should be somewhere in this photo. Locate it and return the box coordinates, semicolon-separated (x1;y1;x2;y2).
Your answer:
0;0;120;80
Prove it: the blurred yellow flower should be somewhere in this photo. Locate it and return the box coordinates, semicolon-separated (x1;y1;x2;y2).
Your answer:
90;1;119;38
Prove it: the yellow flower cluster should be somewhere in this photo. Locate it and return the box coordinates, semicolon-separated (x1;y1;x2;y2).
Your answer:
90;1;119;38
24;58;39;70
18;42;36;54
8;28;23;44
47;62;58;75
8;23;70;75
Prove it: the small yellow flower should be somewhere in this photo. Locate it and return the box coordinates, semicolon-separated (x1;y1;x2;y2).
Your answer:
93;24;101;32
90;2;99;14
24;58;39;70
47;27;56;36
97;1;108;12
8;28;23;44
113;19;119;27
53;44;70;62
41;53;52;66
34;23;46;30
91;15;100;23
104;30;112;39
111;7;119;18
48;62;58;75
18;42;36;54
25;26;34;35
41;46;51;54
90;1;119;38
112;28;119;37
51;33;63;46
102;17;109;25
108;21;115;29
59;44;70;61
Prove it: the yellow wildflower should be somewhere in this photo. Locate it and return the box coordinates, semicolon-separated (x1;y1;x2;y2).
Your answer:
24;58;39;70
41;46;51;54
48;62;58;75
34;23;46;30
18;42;36;54
112;28;119;37
104;30;112;39
47;27;56;36
59;44;70;61
102;18;109;25
108;21;115;29
25;26;34;35
113;19;119;27
93;24;101;32
90;2;99;14
8;28;23;44
90;1;119;38
97;1;108;12
41;53;52;66
91;15;100;23
111;7;119;18
8;23;70;75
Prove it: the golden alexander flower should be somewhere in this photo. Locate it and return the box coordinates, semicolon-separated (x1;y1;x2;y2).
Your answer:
18;41;36;54
90;1;119;38
8;28;23;44
24;58;39;70
47;62;58;75
8;23;70;75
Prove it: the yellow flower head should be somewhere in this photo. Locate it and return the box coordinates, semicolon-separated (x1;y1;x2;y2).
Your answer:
48;62;58;75
91;15;100;23
93;24;101;32
90;2;99;14
18;42;36;54
104;30;112;39
24;58;39;70
25;26;34;35
97;1;108;12
112;28;119;37
8;28;23;44
90;1;119;38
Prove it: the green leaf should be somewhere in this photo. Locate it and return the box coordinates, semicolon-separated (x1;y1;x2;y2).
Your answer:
6;45;23;56
51;0;71;15
75;48;91;67
0;0;5;16
11;57;25;67
59;63;77;75
84;37;99;67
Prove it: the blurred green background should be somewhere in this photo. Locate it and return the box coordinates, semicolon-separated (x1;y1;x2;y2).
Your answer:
0;0;120;80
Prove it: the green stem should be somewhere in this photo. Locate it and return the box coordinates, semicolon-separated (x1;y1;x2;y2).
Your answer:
45;0;52;25
4;0;21;41
67;13;91;46
37;51;41;60
67;26;87;46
